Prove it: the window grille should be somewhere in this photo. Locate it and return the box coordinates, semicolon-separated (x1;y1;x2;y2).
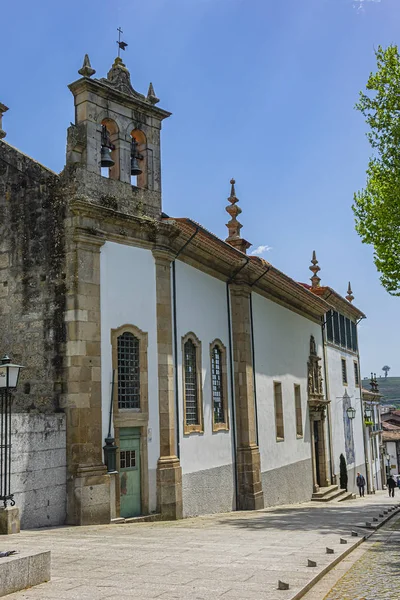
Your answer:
184;339;199;425
326;310;333;342
117;332;140;409
339;314;346;347
333;311;340;345
351;321;358;352
294;384;303;437
341;358;348;385
212;345;224;424
354;362;359;386
345;318;352;351
120;450;136;469
274;382;284;440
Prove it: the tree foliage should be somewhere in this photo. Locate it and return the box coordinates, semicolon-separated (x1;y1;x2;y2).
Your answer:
339;453;348;492
382;365;391;378
353;45;400;295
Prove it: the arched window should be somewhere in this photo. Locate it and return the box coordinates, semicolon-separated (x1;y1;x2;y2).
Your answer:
130;129;147;188
117;331;140;409
101;119;119;180
182;333;203;434
210;340;229;431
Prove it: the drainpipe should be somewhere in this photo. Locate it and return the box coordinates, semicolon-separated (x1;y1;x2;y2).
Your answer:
321;313;335;485
226;257;250;509
249;266;270;446
171;227;200;458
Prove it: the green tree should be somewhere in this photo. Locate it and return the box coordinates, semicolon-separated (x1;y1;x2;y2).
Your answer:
353;45;400;295
382;365;391;378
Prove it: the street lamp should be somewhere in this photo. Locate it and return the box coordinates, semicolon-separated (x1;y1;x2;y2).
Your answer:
364;406;373;420
0;355;23;509
346;405;356;420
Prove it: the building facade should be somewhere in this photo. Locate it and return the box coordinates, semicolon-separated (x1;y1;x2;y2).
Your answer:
0;55;369;528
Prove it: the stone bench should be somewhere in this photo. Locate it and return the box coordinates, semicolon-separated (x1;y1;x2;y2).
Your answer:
0;550;50;597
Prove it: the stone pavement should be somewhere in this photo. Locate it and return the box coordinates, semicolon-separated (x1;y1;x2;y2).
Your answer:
3;492;400;600
323;515;400;600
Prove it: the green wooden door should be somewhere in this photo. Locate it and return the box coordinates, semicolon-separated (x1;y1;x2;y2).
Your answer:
119;428;141;518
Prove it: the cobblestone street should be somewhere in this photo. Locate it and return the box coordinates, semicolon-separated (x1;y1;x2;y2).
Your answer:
324;517;400;600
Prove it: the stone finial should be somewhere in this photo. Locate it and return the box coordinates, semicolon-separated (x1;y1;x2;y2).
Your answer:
346;281;354;303
309;251;321;289
225;179;251;253
78;54;96;78
147;82;159;105
0;103;9;140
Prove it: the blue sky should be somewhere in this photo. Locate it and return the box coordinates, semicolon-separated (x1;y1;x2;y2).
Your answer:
1;0;399;378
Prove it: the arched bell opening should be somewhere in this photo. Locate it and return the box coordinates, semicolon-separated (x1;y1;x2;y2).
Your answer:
101;118;120;180
130;129;147;188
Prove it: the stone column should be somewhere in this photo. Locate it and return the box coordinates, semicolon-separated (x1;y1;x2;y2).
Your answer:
229;284;264;510
320;412;331;487
62;233;110;525
152;249;182;520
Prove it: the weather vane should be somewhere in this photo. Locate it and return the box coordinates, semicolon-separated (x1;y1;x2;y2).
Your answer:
116;27;128;58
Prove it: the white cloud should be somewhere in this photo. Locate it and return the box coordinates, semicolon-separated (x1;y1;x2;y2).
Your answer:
352;0;382;13
250;245;272;256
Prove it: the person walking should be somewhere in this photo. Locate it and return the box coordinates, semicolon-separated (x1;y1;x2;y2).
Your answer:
397;475;400;489
387;474;396;497
356;472;366;497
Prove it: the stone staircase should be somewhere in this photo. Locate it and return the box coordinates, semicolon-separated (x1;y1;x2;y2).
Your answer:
311;484;355;503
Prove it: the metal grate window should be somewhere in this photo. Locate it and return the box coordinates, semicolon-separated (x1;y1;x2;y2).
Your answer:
354;362;359;386
120;450;136;469
341;358;348;385
117;332;140;409
212;345;224;424
184;339;199;425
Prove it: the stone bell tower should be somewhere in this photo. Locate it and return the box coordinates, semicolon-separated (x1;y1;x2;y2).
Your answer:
66;54;171;218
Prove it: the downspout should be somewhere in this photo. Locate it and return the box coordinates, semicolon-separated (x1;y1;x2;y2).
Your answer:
226;257;250;509
322;306;335;485
171;227;200;458
249;266;271;446
356;316;371;493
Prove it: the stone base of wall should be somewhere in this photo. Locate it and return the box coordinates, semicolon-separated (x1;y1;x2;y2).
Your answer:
262;458;313;507
182;464;234;517
11;413;66;529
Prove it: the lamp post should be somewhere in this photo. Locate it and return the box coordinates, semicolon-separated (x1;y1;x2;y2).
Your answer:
0;355;23;535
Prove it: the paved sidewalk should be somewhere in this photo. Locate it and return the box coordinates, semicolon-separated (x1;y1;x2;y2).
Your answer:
3;492;400;600
323;516;400;599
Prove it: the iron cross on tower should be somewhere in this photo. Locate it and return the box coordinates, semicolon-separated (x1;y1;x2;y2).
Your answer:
116;27;128;57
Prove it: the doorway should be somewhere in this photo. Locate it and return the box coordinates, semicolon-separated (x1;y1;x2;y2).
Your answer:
314;420;321;487
119;427;141;518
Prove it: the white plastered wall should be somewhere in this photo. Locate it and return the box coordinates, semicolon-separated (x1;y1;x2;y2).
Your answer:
100;241;159;511
252;292;323;478
326;345;365;492
175;260;234;476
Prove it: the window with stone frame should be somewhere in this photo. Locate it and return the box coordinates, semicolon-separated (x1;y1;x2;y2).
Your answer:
117;331;140;409
182;333;203;434
111;324;148;416
274;382;284;441
210;340;229;431
354;361;360;386
294;384;303;438
341;358;348;386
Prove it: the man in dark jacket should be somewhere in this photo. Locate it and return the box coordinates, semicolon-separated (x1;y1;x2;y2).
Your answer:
356;472;366;497
387;475;396;497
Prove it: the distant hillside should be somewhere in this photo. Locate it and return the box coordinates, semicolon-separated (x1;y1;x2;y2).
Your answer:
362;376;400;406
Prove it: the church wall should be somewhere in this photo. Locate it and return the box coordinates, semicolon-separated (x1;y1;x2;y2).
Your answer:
175;260;235;516
252;292;322;507
100;241;159;512
326;344;366;494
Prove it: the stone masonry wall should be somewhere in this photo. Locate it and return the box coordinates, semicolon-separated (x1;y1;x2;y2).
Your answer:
0;140;67;412
11;413;66;529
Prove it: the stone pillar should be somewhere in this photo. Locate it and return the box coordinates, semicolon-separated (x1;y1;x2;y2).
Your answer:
229;284;264;510
62;233;110;525
0;507;20;535
153;249;183;520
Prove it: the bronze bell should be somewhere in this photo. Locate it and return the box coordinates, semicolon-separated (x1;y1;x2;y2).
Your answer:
131;137;142;176
101;145;115;168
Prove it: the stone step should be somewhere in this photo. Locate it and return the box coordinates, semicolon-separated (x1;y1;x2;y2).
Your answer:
311;485;339;499
336;491;356;502
312;488;347;502
112;513;161;524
